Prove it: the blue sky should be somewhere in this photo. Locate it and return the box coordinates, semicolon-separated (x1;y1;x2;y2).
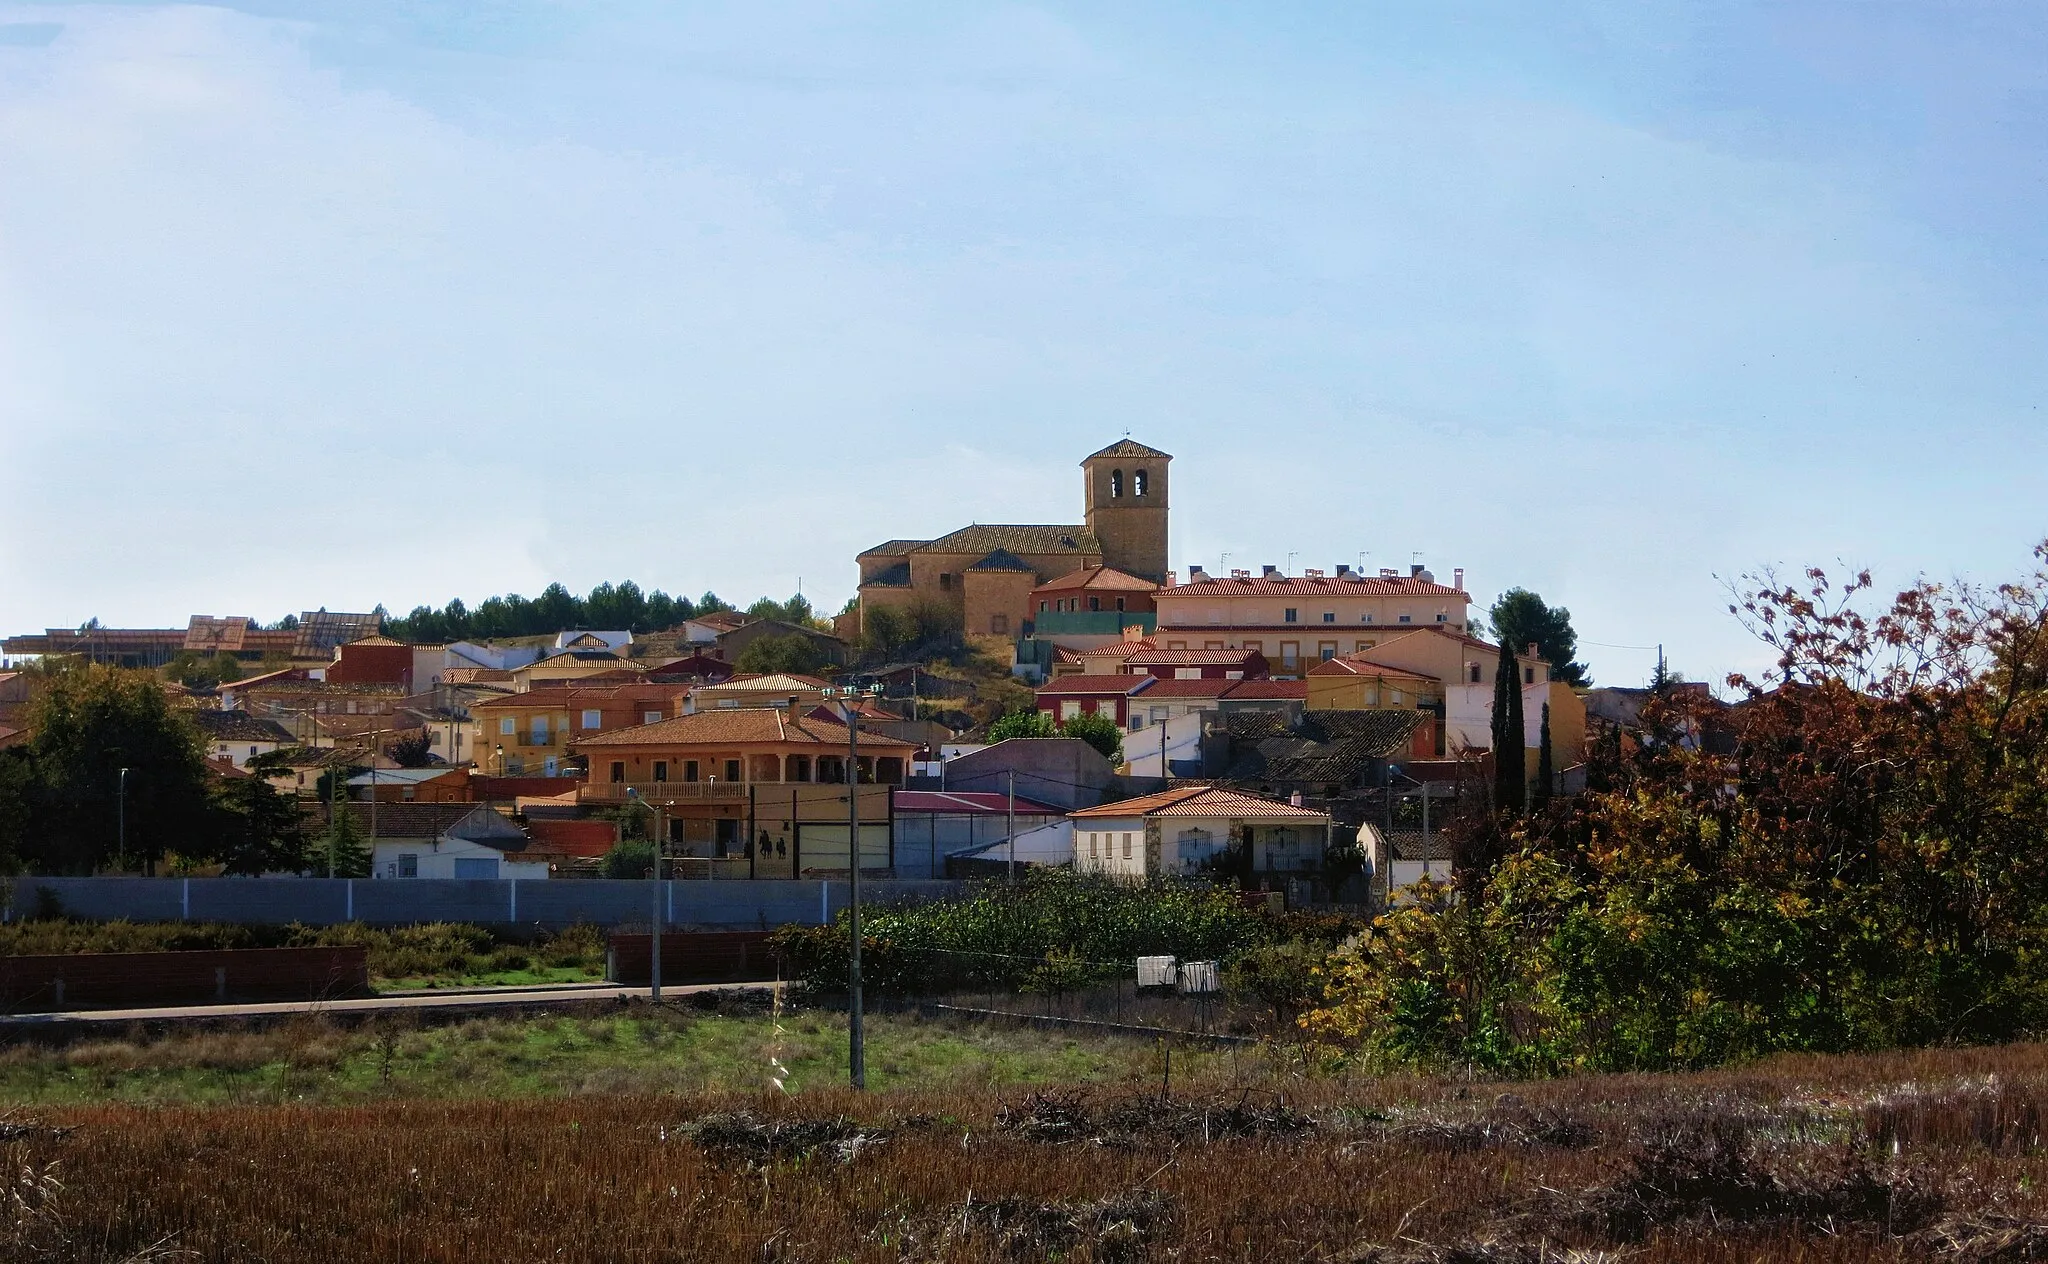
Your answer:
3;2;2045;686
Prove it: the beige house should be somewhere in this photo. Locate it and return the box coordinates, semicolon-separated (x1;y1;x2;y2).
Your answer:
857;440;1172;640
1154;564;1472;675
686;673;832;713
1069;786;1332;880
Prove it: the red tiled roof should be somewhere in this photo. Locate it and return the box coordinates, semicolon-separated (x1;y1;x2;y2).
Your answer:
1133;678;1235;699
1164;575;1465;598
1070;785;1329;821
1074;639;1154;660
570;709;915;749
1032;566;1159;595
524;818;619;858
1035;674;1156;697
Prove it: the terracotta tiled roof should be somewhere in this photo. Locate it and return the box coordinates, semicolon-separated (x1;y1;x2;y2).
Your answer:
1221;679;1308;700
1164;575;1465;598
856;539;933;560
860;561;912;588
1035;674;1156;697
1133;678;1234;699
702;673;830;692
1075;639;1154;660
687;611;750;631
570;709;916;749
1071;785;1326;821
1032;566;1158;595
1083;438;1171;461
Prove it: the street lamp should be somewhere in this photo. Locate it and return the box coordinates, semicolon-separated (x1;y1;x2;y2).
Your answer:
821;681;884;1090
626;787;665;1002
117;767;128;867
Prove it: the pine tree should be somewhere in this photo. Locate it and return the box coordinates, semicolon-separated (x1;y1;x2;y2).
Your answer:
1533;702;1554;809
323;783;372;879
1492;639;1526;814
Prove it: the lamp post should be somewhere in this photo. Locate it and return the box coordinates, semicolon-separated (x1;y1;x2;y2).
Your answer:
117;767;128;866
626;788;664;1002
821;682;884;1089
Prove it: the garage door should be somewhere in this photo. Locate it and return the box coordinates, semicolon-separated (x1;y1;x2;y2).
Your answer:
452;857;500;879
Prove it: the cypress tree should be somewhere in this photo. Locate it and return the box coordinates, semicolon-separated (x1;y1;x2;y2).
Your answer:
1533;702;1554;809
1492;639;1525;814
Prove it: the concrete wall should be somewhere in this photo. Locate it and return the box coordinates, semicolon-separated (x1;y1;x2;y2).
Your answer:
3;877;966;931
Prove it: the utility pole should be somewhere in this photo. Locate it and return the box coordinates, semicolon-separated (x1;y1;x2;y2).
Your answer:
1006;770;1016;883
630;788;663;1002
117;767;128;866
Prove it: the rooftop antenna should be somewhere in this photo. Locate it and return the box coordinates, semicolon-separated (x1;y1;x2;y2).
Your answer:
1219;552;1231;574
1285;551;1298;576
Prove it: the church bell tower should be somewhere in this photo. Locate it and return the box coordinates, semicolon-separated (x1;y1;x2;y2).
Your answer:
1081;439;1171;583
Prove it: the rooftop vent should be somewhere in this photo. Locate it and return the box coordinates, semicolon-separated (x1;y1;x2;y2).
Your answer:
1334;564;1355;578
1304;568;1325;579
1379;567;1399;579
1261;565;1281;579
1231;569;1251;580
1187;564;1207;580
1410;563;1425;577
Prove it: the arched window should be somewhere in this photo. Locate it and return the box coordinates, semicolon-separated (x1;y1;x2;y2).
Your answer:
1109;469;1124;498
1133;468;1149;497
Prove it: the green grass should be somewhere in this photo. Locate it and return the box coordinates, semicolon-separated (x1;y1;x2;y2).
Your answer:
0;1007;1232;1106
375;963;607;991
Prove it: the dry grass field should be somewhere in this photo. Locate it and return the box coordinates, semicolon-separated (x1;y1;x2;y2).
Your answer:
10;1020;2048;1261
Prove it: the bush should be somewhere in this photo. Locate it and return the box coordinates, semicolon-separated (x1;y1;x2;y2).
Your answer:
770;869;1269;996
602;840;657;879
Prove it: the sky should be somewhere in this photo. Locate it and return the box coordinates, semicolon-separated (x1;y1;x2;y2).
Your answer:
3;1;2046;687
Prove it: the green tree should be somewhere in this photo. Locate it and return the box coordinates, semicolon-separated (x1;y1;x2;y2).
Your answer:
320;795;373;879
1533;702;1554;809
24;665;213;874
602;839;657;879
208;774;310;875
385;730;435;768
1487;588;1590;687
1059;710;1125;765
734;633;828;677
1491;639;1525;814
987;709;1057;741
0;749;35;874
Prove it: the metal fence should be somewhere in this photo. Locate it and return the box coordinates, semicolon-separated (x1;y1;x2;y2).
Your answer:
1;877;965;931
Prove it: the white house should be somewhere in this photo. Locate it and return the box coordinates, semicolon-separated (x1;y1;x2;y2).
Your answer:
189;710;297;769
1068;785;1332;879
365;804;550;880
1359;821;1454;905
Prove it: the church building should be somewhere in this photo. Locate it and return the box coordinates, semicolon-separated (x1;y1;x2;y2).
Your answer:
856;439;1171;639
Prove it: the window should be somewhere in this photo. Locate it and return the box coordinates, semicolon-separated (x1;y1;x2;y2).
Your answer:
643;711;662;724
1362;612;1374;624
1399;614;1413;624
1168;640;1188;650
1115;597;1126;612
1175;667;1202;680
684;760;699;782
1322;612;1336;623
581;709;603;730
1088;596;1101;612
991;614;1008;635
1390;689;1404;704
1436;613;1449;623
1280;641;1300;668
1469;663;1483;684
717;698;739;708
1038;600;1049;612
1284;608;1299;623
1356;640;1376;652
1122;833;1133;859
1244;640;1263;653
499;718;515;736
1149;706;1169;722
1110;469;1124;498
1060;700;1083;720
1319;642;1338;660
1204;640;1225;650
1089;833;1099;859
653;761;669;782
609;762;625;783
248;745;259;758
1129;714;1144;730
724;759;741;783
1525;667;1536;684
398;853;418;878
1133;468;1149;496
787;755;811;782
939;572;952;591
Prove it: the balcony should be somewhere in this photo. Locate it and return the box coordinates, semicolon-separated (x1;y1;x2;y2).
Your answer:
581;781;749;804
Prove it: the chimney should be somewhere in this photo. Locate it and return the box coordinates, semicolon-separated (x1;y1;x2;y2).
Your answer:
1453;567;1464;591
1525;642;1539;659
1261;565;1281;579
1164;570;1177;588
1289;790;1304;807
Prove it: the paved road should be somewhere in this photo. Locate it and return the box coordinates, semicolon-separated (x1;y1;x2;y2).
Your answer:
0;980;779;1027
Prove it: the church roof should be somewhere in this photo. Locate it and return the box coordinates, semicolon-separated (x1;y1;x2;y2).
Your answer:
1083;438;1171;462
918;524;1100;557
968;548;1036;573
